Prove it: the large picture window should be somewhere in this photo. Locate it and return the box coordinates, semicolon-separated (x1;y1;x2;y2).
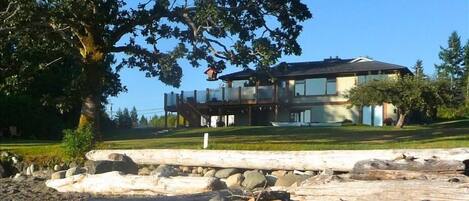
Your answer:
294;80;305;96
305;78;326;95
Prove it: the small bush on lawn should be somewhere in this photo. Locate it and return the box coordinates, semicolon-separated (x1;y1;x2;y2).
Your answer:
62;125;94;161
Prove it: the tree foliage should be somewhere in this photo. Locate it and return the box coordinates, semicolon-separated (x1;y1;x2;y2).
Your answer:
346;75;451;128
413;59;424;78
435;31;464;82
0;0;311;133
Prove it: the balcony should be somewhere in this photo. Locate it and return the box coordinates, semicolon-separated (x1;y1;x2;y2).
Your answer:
165;85;288;110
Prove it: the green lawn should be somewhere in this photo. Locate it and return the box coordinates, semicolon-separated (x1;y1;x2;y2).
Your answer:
1;120;469;164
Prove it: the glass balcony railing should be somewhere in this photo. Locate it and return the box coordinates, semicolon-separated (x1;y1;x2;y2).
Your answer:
165;85;283;107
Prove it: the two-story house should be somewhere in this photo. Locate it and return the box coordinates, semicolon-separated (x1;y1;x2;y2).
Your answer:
163;57;412;128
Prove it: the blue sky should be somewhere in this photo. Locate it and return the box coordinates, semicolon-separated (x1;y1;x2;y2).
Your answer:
107;0;469;117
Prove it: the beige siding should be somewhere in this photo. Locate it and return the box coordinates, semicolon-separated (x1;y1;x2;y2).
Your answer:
337;76;356;97
384;103;398;121
310;104;360;123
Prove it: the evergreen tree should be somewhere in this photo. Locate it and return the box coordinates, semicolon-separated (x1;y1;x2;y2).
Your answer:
130;106;138;128
435;31;463;86
463;40;469;99
139;115;148;127
121;108;132;128
413;59;425;78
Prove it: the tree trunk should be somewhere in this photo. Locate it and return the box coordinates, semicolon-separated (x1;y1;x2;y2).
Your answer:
76;31;105;140
395;112;407;128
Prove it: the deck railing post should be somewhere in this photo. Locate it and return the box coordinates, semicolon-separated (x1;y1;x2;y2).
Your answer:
206;88;210;103
222;87;225;102
181;90;184;103
238;87;242;104
194;90;197;103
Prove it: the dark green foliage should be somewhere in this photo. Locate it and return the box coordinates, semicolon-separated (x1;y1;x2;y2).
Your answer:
434;32;469;119
413;59;425;78
1;0;311;134
347;76;451;128
62;125;94;161
0;95;71;139
139;115;148;127
115;108;132;129
435;31;464;82
149;114;183;128
463;40;469;99
130;107;138;127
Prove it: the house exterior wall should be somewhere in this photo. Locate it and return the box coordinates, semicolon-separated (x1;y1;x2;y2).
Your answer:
310;104;360;123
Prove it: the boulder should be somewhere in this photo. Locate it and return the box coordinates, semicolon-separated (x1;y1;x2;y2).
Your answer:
225;173;243;188
271;170;287;178
33;170;53;179
197;167;204;174
25;164;35;176
0;161;6;178
85;153;138;175
138;167;151;176
243;170;259;178
265;175;277;186
242;171;266;189
215;168;239;178
180;166;191;173
275;174;310;187
150;165;177;177
53;165;62;172
66;167;86;178
204;169;216;177
51;170;66;179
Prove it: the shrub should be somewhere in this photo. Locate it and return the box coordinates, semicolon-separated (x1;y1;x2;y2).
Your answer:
216;121;225;127
383;118;394;126
62;125;94;161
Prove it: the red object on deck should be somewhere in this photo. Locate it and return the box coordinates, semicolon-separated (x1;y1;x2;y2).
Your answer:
204;66;219;81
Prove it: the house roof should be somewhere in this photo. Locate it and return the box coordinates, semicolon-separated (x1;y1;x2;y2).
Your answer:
218;57;412;80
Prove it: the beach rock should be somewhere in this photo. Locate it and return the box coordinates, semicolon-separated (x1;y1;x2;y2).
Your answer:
197;167;204;174
243;170;259;178
85;153;138;175
242;171;266;189
151;165;177;177
204;169;217;177
180;166;191;173
225;173;243;188
266;175;277;186
0;162;6;178
271;170;288;178
215;168;239;178
138;167;151;176
275;174;310;187
25;164;35;176
53;165;62;172
66;167;86;178
51;171;66;179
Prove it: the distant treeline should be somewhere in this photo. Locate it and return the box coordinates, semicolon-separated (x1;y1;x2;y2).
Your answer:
103;106;184;129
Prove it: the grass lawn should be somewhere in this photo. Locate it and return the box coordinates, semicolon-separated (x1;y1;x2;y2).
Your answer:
1;119;468;164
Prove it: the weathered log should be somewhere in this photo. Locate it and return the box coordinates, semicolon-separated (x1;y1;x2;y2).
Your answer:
276;179;469;201
86;148;469;171
350;169;463;180
351;159;466;180
45;171;221;196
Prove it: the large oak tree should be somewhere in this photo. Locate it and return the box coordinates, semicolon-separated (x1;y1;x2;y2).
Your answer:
1;0;311;135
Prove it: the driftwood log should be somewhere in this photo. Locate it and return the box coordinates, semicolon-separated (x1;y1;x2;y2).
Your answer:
45;171;221;196
277;179;469;201
351;158;466;180
86;148;469;171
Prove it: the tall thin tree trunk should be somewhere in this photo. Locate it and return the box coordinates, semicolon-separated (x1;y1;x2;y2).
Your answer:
395;112;407;128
